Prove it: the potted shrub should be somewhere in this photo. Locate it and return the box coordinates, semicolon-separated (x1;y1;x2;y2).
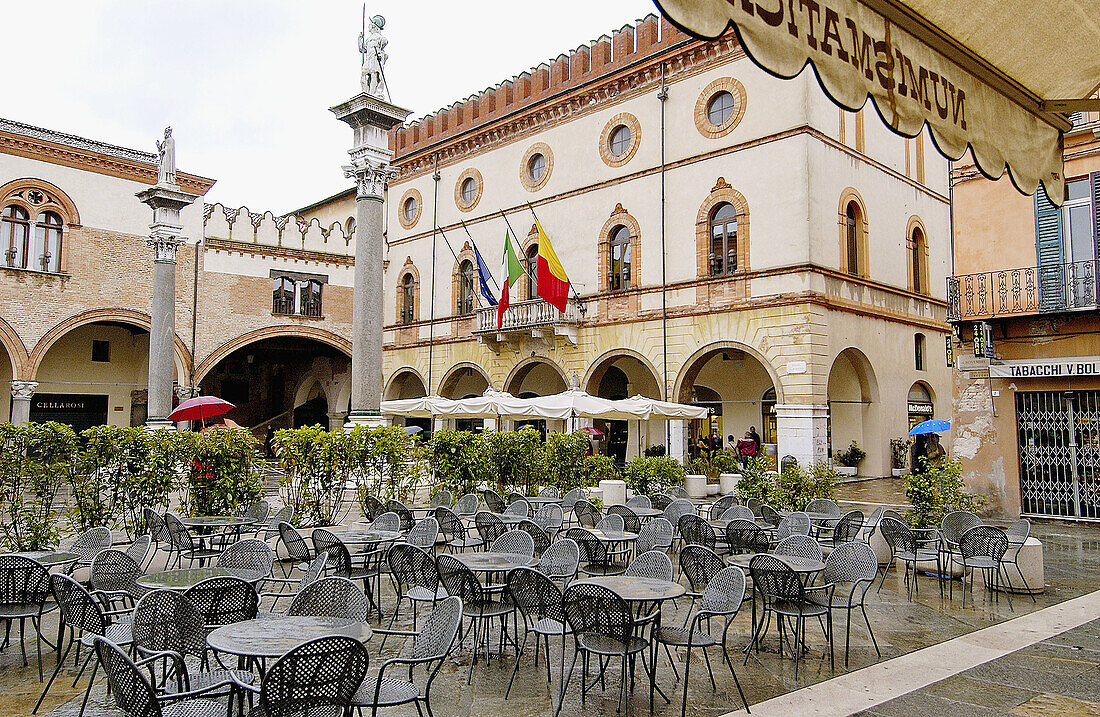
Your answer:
890;437;912;476
0;422;73;551
735;455;773;504
833;441;866;477
622;456;685;497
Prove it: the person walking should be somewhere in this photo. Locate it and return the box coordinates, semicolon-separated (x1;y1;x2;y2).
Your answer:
736;430;758;469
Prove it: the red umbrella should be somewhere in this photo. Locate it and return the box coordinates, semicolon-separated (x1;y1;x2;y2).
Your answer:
167;396;235;424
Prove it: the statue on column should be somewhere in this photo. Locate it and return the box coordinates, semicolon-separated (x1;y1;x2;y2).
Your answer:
358;13;388;99
156;126;176;186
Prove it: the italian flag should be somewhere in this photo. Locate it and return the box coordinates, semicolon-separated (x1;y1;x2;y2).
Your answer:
497;231;523;328
535;219;571;312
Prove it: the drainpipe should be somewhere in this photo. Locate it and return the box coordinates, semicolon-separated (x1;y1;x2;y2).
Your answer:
191;240;199;393
428;155;440;394
658;63;670;448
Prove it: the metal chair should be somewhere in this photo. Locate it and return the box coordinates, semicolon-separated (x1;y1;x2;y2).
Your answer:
650;494;674;512
506;491;527;506
574;499;601;529
1003;518;1036;601
241;499;270;527
453;493;479;518
679;514;718;552
537;538;580;584
557;582;661;716
820;541;880;666
608;504;641;534
503;499;530;519
708;494;737;521
805;499;842;537
860;507;885;542
596;514;625;532
636;517;674;554
430;489;453;508
719;505;755;522
312;528;384;614
668;486;690;499
374;510;404;533
125;535;152;570
474;511;508;547
361;494;387;522
216;538;274;585
517;519;552;557
748;554;834;679
69;526;113;573
143;508;171;560
231;635;369;717
878;516;938;600
534;504;565;538
261;553;328;612
263;506;294;542
776;512;811;540
0;555;54;680
407;517;440;551
349;595;462;717
940;510;983;598
490;529;536;557
679;545;727;621
626;494;652;510
657;566;749;717
482;488;506;514
774;534;824;562
164;513;219;568
626;550;673;581
539;486;561;499
91;636;233;717
275;521;312;577
746;498;763;518
89;548;146;609
724;519;770;555
386;544;445;639
183;576;259;629
759;504;782;528
436;553;514;684
663;499;695;532
953;525;1011;609
561;488;586;522
565;527;626;577
387;501;416;532
504;567;569;698
288;576;370;621
822;510;865;548
435;507;482;552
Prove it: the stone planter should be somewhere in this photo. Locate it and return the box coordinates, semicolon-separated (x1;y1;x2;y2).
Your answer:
705;483;720;496
684;474;708;498
719;473;741;494
599;479;627;507
891;468;908;477
586;487;604;505
835;466;858;477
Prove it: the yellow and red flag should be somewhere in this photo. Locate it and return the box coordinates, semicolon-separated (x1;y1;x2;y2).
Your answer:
535;220;570;312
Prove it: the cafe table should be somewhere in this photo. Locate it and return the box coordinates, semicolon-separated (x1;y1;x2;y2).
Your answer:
573;575;686;603
137;565;267;591
454;551;537;573
207;615;373;672
15;551;79;570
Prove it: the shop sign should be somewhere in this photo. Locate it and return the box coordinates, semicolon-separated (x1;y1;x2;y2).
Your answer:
907;402;933;415
989;357;1100;379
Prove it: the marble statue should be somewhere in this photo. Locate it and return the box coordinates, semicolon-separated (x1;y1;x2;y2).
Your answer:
359;14;388;98
156;126;176;186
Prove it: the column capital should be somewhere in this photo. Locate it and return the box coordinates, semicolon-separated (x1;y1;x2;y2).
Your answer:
343;157;398;200
147;233;185;263
174;384;200;401
10;379;38;400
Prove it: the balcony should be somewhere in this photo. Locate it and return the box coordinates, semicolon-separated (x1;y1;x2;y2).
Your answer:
947;260;1098;320
473;297;582;351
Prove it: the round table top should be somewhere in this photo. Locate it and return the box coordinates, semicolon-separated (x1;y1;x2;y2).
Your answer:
454;551;537;572
631;507;663;518
338;529;403;544
498;514;528;524
207;615;373;659
14;551;79;567
589;529;638;543
524;496;563;505
802;512;839;522
575;576;686;602
728;553;825;573
179;516;257;528
136;566;266;590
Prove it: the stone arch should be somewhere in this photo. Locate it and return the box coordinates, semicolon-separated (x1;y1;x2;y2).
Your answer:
599;204;642;293
505;356;568;397
672;340;783;405
29;309;191;385
439;362;492;399
696;178;750;277
582;348;663;399
828;346;880;404
194;326;351;383
905;215;930;294
0;316;30;380
0;177;81;226
396;257;421;324
384;366;429;401
827;346;883;468
838;187;870;278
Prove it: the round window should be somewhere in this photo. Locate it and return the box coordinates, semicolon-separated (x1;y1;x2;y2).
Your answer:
402;196;417;222
527;153;545;182
609;124;632;157
461;177;477;204
707;91;736;126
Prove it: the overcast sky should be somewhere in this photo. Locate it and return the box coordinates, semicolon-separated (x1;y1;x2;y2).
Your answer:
2;1;656;213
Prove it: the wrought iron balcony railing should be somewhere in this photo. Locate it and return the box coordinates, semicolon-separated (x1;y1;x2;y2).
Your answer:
947;260;1098;321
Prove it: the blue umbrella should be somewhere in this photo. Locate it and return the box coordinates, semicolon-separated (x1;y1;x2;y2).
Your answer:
909;419;950;436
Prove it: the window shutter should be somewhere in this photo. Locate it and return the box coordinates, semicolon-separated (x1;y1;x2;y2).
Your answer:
1092;171;1100;260
1035;184;1064;311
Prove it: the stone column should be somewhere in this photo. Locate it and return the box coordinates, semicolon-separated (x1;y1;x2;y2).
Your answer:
327;412;348;431
136;184;198;429
775;404;830;468
331;94;410;427
9;380;37;424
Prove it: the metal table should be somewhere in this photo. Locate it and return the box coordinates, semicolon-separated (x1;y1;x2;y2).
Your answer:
179;516;257;529
632;507;663;519
728;553;824;574
207;615;373;660
588;529;638;543
338;529;403;545
454;551;536;573
524;496;563;505
574;575;686;603
136;566;266;591
15;551;79;569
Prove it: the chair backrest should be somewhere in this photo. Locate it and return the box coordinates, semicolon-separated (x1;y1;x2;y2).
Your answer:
831;510;865;545
625;550;673;581
436;554;487;605
538;486;561;499
720;505;755;521
667;486;690;499
507;491;527;505
50;573;105;637
759;504;781;527
411;595;463;661
804;498;842;518
959;525;1009;562
0;555;51;610
516;519;551;556
678;513;716;550
266;506;294;540
607;505;641;533
724;519;770;554
298;553;328;591
564;527;608;564
434;507;467;544
749;553;805;604
378;508;407;533
93;636;163;717
941;511;983;546
482;488;506;514
747;497;763;517
242;499;270;525
183;576;259;626
882;509;906;523
626;494;651;510
217;539;274;582
596;514;625;533
311;528;352;577
774;534;823;562
90;548;143;596
490;529;535;557
288;576;370;621
164;513;196;551
279;522;313;563
71;526;113;563
664;499;695;528
259;635;369;717
534;504;564;532
361;495;386;522
679;545;725;593
387;543;439;593
777;512;811;539
561;488;585;511
125;535;152;567
708;494;737;520
430;490;453;508
823;541;878;586
699;565;747;616
574;499;600;528
507;567;565;624
863;506;886;533
649;494;674;511
143;508;170;544
633;514;673;554
474;511;507;545
878;516;916;554
538;537;580;580
453;493;479;516
132;589;207;660
1006;518;1031;545
407;517;439;549
503;499;530;518
562;582;635;645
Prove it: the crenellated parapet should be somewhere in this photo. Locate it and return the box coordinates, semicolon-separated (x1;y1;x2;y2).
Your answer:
202;202;355;256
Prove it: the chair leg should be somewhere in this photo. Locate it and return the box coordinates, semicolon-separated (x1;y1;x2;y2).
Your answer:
861;603;880;658
34;631;73;713
505;629;528;698
680;645;691;717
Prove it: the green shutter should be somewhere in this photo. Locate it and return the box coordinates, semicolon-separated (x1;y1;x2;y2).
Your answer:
1035;184;1064;311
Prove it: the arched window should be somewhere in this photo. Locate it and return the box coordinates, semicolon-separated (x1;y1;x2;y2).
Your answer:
34;211;63;272
300;279;323;318
709;202;737;276
761;387;777;445
2;205;30;269
608;225;631;291
909;225;928;294
272;276;295;315
345;217;355;236
526;244;538;299
458;259;475;315
845;201;861;276
401;273;416;324
914;333;926;371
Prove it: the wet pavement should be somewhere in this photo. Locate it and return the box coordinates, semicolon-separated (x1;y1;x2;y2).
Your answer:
1;507;1096;717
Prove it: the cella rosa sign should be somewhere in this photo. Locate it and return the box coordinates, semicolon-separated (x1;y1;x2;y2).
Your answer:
989;357;1100;379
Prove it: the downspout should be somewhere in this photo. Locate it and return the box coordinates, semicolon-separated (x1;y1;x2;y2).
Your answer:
190;239;199;392
658;63;670;448
429;155;440;394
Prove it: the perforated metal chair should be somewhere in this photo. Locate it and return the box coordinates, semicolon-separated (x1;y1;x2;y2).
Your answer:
216;538;274;585
143;508;171;559
650;494;674;512
386;501;416;532
822;510;865;548
261;553;328;612
941;510;983;598
774;534;824;562
507;491;527;506
361;494;387;522
759;504;782;528
679;545;726;624
436;554;514;684
719;505;755;522
538;486;561;499
596;514;625;533
626;550;673;581
636;517;674;554
0;555;54;681
724;518;770;556
125;535;152;571
537;538;580;584
819;541;880;665
89;548;146;609
574;499;601;529
561;488;586;519
503;499;530;519
708;494;738;521
385;544;445;639
1003;519;1036;601
453;493;479;518
565;527;626;577
407;517;440;551
504;568;569;699
275;521;312;578
776;512;811;540
430;490;453;508
241;499;270;527
626;494;652;510
312;528;383;614
374;510;404;534
878;516;938;600
164;513;219;568
288;576;371;621
517;519;552;557
263;506;294;542
183;576;259;630
805;499;842;537
69;526;113;573
482;488;506;514
534;504;565;538
607;504;641;534
435;507;482;552
663;499;695;532
953;525;1011;609
474;511;507;547
667;486;690;499
746;498;763;518
748;554;834;679
490;529;536;557
679;514;718;552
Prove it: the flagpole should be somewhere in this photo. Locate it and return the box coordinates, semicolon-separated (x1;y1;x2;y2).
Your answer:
460;220;500;292
497;210;527;270
523;202;585;305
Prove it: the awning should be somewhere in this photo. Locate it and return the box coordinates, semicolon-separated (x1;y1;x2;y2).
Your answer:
655;0;1100;204
381;389;709;421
